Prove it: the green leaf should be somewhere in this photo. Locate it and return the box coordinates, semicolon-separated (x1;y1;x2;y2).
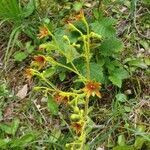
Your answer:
0;0;22;21
90;63;104;82
100;38;124;56
143;0;150;5
86;117;95;134
109;68;129;87
82;62;104;82
0;139;9;148
137;125;146;132
0;118;20;135
42;67;56;78
40;41;58;51
116;93;127;102
124;106;131;112
22;0;35;18
65;45;80;63
113;145;134;150
118;134;126;146
47;96;59;115
128;59;148;69
25;42;34;54
0;124;11;135
144;57;150;66
10;133;37;148
134;136;145;149
56;35;80;63
11;118;20;135
49;128;61;143
59;72;66;81
91;18;116;38
109;75;122;88
73;1;83;12
13;51;28;62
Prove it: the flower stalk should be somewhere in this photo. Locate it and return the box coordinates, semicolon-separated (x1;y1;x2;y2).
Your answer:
27;11;102;149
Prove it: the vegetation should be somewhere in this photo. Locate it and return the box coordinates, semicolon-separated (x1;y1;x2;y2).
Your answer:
0;0;149;149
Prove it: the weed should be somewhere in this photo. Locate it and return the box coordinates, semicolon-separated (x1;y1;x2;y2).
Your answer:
26;10;130;149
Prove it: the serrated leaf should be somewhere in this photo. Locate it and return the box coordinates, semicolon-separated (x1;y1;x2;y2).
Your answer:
82;62;104;82
47;96;59;115
91;18;116;38
65;45;80;63
57;38;80;63
13;52;27;62
100;38;124;56
109;75;122;88
109;68;129;87
54;26;80;49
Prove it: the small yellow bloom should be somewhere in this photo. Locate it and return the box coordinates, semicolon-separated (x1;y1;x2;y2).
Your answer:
37;26;49;39
71;122;83;135
83;81;102;98
24;68;34;79
74;10;84;21
54;93;68;105
32;55;46;69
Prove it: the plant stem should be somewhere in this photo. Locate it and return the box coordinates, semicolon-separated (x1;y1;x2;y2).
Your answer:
56;62;86;81
39;74;58;91
82;17;90;80
79;15;91;149
80;96;90;150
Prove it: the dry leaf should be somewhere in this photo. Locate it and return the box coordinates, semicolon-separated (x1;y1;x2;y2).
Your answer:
16;84;28;99
3;104;14;119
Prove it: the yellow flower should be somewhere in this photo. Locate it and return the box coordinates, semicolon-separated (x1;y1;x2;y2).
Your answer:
83;81;102;98
24;68;34;79
71;122;83;135
32;55;46;69
37;26;49;39
63;10;84;24
54;93;68;105
74;10;84;21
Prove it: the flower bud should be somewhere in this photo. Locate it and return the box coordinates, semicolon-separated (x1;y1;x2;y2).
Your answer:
63;35;68;40
90;32;102;39
70;114;80;121
74;107;80;113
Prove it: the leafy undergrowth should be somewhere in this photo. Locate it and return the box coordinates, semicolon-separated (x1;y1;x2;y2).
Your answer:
0;0;149;150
